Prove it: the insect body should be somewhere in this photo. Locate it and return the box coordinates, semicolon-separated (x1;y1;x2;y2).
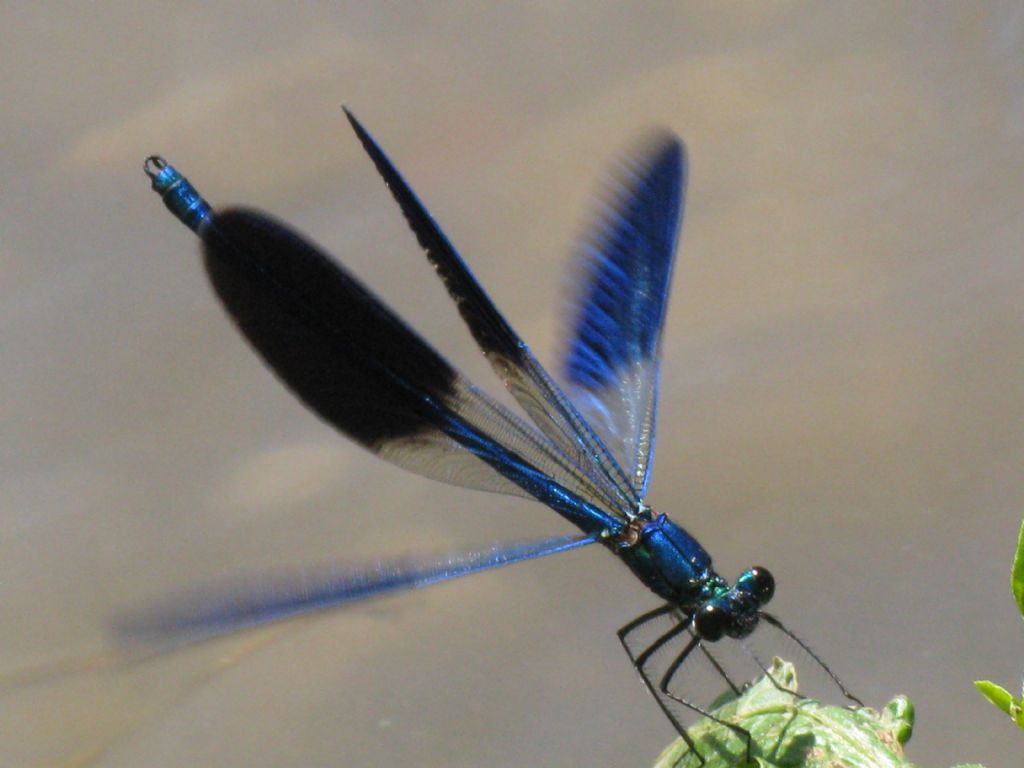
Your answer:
139;110;854;762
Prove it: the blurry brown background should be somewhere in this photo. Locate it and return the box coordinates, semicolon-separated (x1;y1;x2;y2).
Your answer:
3;4;1023;767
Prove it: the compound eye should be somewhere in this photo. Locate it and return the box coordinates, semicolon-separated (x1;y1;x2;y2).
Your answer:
753;569;774;606
694;604;728;642
750;567;775;604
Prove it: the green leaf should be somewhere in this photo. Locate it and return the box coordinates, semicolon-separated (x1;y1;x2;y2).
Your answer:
652;659;918;768
1012;519;1024;618
974;680;1016;717
972;520;1024;734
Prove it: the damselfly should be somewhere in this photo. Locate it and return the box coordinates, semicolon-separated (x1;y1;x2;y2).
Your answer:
136;110;859;762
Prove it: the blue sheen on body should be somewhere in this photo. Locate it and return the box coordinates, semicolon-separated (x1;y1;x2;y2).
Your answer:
138;129;771;656
619;514;721;605
145;156;211;232
131;114;861;767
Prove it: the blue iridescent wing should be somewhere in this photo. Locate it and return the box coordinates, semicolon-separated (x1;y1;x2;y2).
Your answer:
344;110;639;517
114;533;596;648
562;135;685;496
199;209;623;536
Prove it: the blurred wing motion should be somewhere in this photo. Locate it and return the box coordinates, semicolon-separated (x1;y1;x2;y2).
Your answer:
115;534;595;648
562;135;685;496
129;113;685;649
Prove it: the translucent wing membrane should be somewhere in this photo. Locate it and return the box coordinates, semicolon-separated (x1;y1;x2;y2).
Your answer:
563;135;685;495
199;211;623;536
115;534;597;649
344;110;639;516
136;117;860;757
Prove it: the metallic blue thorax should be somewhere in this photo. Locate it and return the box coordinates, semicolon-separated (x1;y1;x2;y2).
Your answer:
615;513;727;608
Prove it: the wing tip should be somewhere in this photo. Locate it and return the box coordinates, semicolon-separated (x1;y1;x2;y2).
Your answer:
341;104;359;133
631;129;687;193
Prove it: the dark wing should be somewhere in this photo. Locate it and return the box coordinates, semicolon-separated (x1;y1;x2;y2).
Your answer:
344;109;639;517
114;533;596;649
198;210;623;536
562;134;685;496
